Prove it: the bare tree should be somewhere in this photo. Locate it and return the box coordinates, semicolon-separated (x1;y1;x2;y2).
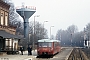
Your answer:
28;21;48;44
56;25;83;47
67;25;78;34
86;23;90;40
51;35;55;39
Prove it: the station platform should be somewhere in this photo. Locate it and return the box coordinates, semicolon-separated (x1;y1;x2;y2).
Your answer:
0;47;73;60
0;50;37;60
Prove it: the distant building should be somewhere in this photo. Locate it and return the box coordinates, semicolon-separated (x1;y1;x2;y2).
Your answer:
0;0;20;54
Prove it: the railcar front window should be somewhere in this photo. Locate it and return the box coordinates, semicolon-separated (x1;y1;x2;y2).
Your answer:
39;43;52;47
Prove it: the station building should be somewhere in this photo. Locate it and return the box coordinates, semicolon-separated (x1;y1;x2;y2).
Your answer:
0;0;20;54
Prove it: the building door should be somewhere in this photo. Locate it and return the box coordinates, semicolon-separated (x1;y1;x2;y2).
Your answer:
0;36;5;51
14;43;17;50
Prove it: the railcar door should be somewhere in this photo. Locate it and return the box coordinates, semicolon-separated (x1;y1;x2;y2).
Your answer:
53;42;57;54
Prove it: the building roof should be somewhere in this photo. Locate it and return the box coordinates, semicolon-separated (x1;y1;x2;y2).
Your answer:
0;30;20;39
38;39;60;42
0;0;10;10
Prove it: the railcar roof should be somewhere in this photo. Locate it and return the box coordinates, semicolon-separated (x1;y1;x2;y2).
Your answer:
38;39;60;42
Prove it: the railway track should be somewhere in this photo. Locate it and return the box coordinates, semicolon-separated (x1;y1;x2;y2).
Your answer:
81;48;90;59
68;48;89;60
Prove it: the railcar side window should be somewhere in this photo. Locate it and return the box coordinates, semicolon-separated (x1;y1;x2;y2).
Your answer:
54;42;57;47
38;43;42;47
48;43;52;47
42;43;47;47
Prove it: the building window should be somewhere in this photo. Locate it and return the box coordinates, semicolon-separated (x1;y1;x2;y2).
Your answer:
1;13;4;25
5;15;8;26
5;39;9;46
9;39;12;47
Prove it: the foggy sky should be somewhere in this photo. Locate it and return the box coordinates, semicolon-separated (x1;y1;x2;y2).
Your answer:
12;0;90;37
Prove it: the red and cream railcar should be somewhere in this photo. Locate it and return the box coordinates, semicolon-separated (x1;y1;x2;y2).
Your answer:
37;39;61;56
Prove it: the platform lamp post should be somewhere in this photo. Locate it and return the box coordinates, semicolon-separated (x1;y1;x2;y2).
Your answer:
50;26;54;39
33;15;40;50
43;21;48;38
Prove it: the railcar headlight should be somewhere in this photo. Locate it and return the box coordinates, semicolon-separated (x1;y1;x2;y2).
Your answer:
38;49;40;51
50;48;53;50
